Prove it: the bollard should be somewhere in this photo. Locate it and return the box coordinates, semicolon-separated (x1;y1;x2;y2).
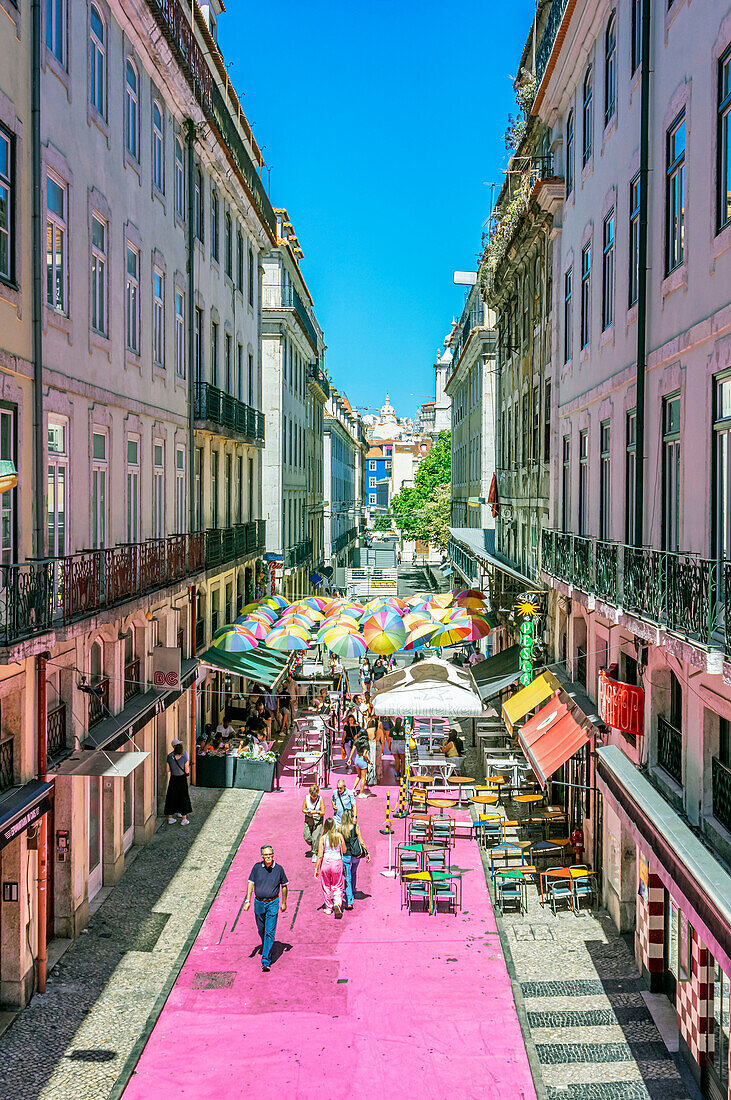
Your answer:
380;790;393;835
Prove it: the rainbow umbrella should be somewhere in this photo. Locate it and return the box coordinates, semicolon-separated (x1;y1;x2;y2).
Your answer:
362;611;406;655
238;618;270;640
299;596;327;611
322;628;367;659
403;611;434;630
430;592;453;608
430;620;472;647
403;621;439;650
211;626;258;652
453;588;487;602
267;594;290;608
265;630;311;651
463;615;493;641
266;622;310;642
250;605;278;621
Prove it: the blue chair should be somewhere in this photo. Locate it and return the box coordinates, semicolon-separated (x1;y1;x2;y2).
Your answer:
476;815;503;849
548;879;573;914
489;843;525;879
404;880;430;914
496;878;524;914
572;869;596;912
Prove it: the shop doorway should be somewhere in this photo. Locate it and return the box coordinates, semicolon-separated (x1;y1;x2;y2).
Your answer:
88;777;102;899
122;770;134;853
706;957;730;1100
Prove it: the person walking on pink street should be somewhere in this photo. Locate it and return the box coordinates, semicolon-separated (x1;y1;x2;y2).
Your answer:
314;817;345;918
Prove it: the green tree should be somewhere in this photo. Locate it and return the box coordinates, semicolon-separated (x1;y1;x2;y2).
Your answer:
390;431;451;545
373;514;392;532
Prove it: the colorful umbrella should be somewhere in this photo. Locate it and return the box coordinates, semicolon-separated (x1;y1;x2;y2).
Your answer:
322;629;367;659
238;618;269;640
430;620;472;647
463;615;493;641
403;621;439;650
362;611;406;655
267;594;290;608
211;626;258;652
264;630;311;651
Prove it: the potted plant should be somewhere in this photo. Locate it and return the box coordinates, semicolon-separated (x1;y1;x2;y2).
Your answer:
234;748;276;791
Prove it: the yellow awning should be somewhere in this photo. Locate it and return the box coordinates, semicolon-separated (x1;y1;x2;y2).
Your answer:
502;671;561;733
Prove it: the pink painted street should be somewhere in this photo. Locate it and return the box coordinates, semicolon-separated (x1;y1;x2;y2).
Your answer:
121;749;536;1100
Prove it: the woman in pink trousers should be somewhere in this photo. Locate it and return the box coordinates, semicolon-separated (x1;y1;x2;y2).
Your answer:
314;818;346;919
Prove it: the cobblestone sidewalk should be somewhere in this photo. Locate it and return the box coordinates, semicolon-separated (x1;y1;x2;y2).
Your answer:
0;787;259;1100
499;890;691;1099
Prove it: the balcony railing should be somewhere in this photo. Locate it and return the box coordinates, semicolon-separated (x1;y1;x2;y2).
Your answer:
194;382;265;442
332;527;357;556
448;538;479;584
0;737;13;793
657;715;683;786
124;658;141;704
307;362;330;400
284;538;313;569
712;756;731;833
88;677;110;729
264;283;319;351
204;520;265;568
536;0;569;85
47;703;67;760
541;529;729;650
145;0;276;238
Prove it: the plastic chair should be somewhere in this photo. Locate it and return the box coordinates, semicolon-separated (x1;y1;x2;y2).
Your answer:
496;878;524;914
432;879;458;915
426;849;448;871
548;880;573;914
404;880;430;914
408;819;430;844
476;815;503;849
572;869;596;912
489;843;525;878
431;817;455;849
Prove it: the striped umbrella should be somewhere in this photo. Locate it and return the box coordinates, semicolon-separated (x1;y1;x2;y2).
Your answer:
264;630;311;651
362;610;406;655
267;594;290;608
403;611;435;630
211;626;259;652
430;620;473;647
463;615;493;641
238;618;270;641
403;621;439;650
322;628;367;659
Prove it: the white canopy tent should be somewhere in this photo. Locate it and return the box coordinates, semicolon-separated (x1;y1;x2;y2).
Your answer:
370;657;484;717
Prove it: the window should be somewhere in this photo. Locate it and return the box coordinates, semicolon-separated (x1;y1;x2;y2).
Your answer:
211;189;219;261
47;416;67;564
564;266;573;363
125;61;139;159
631;0;643;75
599;422;611;539
237;453;244;522
225;332;232;393
210;319;218;386
194;306;203;382
566;110;575;194
194;166;203;241
582;66;593;165
194;446;202;530
248;352;254;405
580;243;591;348
175;289;185;377
211;449;219;527
532;386;540;462
369;476;376;488
224;452;232;526
626;410;637;544
153;440;165;538
90;214;106;335
562;434;571;530
89;5;106;117
602;209;615;329
717;46;731;232
153;268;164;367
174;137;184;218
46;0;65;64
0;127;15;283
248;245;255;306
46;174;67;313
663;395;681;551
126;436;140;542
369;494;376;506
224;212;232;277
369;459;376;471
578;429;588;536
152;102;164;193
125;244;139;354
236;230;244;291
714;376;731;561
91;429;107;548
543;380;551;462
666;111;685;273
175;447;185;532
0;407;15;565
604;13;617;126
629;174;641;306
709;960;730;1095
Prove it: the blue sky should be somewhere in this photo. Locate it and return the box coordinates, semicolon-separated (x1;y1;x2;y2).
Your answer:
228;0;534;422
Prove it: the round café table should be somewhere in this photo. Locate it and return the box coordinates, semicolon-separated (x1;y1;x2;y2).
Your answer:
412;775;436;787
471;794;499;808
513;793;543;805
427;797;457;818
447;775;475;806
538;865;593;906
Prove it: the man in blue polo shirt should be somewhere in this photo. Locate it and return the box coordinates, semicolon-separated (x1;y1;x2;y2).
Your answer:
243;844;288;972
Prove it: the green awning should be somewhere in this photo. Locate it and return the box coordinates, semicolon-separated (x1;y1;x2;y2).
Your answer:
199;646;290;688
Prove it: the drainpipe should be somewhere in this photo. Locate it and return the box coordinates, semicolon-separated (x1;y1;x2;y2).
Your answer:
36;653;49;994
633;0;652;548
189;584;197;786
31;0;44;556
185;119;196;535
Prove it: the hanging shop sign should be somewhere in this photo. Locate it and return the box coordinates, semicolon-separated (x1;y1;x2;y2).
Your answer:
152;646;182;690
598;670;644;737
515;597;538;686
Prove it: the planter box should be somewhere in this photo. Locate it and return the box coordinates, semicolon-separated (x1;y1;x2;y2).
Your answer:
234;758;275;791
195;755;236;788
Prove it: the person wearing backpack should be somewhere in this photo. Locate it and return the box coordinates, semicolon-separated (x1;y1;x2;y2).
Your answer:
339;810;370;909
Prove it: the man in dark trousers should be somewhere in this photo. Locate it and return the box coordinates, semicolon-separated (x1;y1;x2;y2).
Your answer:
243;844;288;972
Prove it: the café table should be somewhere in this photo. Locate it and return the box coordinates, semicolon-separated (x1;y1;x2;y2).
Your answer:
402;869;463;913
410;757;457;787
513;793;544;806
411;775;436;788
447;775;476;806
396;842;443;876
538;866;595;908
427;797;457;818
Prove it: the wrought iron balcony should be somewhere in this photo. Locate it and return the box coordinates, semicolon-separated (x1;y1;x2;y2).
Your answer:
307;362;330;400
448;538;479;584
284;538;313;569
88;677;110;729
124;659;141;703
536;0;569;86
657;715;683;786
204;520;265;568
0;737;13;793
47;703;67;760
194;382;265;443
712;756;731;833
263;283;319;352
145;0;276;238
541;529;730;651
332;527;357;556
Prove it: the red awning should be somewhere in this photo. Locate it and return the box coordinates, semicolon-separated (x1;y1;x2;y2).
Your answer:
487;473;499;518
517;691;593;789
